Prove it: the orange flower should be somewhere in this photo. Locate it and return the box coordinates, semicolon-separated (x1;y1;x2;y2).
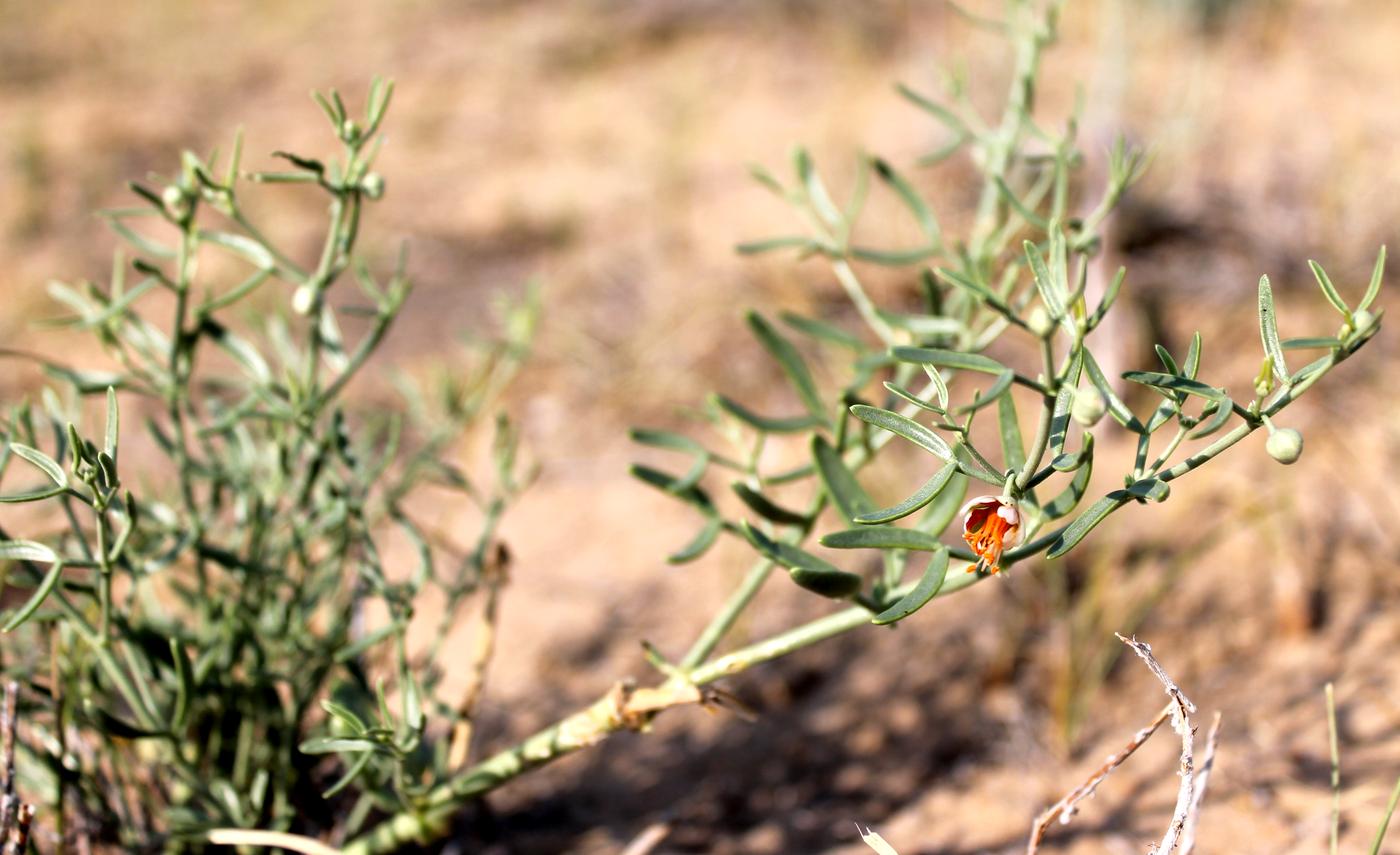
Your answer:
960;495;1022;574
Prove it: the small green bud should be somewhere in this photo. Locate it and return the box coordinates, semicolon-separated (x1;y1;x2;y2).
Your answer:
1351;309;1375;333
1265;427;1303;465
360;172;385;200
341;119;361;143
1071;386;1106;427
1027;306;1054;338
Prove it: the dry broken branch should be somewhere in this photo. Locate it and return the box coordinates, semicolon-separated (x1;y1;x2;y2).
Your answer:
1181;711;1222;855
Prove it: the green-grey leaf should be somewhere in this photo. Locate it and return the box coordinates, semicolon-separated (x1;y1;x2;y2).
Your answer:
872;548;950;625
2;557;64;633
822;527;946;551
736;236;823;256
1042;435;1094;519
104;387;119;462
713;395;822;434
668;517;723;565
1188;396;1234;440
812;436;875;522
856;461;958;525
199;230;276;271
1282;337;1341;350
916;468;968;536
1024;239;1066;320
1121;371;1226;403
747;311;825;419
882;381;944;414
780;311;864;351
872;157;940;247
955;370;1014;416
630;464;715;513
1049;349;1084;457
953;442;1005;486
1083;350;1144;433
1359;245;1386;313
1258;275;1290;385
732;482;809;526
744;522;861;599
849;405;952;461
1308;259;1350;318
891;346;1006;375
1126;478;1170;502
630;428;709;492
1046;493;1131;559
10;444;67;489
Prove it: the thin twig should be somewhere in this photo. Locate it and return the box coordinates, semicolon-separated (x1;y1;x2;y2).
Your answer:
1028;703;1172;854
1116;633;1196;855
619;820;671;855
208;829;344;855
1180;711;1222;855
447;545;509;770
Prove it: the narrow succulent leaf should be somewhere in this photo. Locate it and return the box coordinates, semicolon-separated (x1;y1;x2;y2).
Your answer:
630;464;715;513
872;158;940;246
856;461;958;525
871;548;950;625
169;638;193;731
1083;350;1145;433
794;147;843;229
744;522;862;599
1049;348;1084;457
103;387;119;462
1289;355;1332;386
1308;259;1350;318
1121;371;1226;403
849;405;952;461
1089;266;1126;328
812;436;875;522
2;558;64;633
747;311;825;419
629;428;709;492
822;527;946;551
1153;345;1180;376
1042;435;1094;519
1188;396;1234;440
895;83;967;135
882;381;944;414
1126;479;1170;502
1024;239;1067;320
849;246;938;266
956;370;1015;416
199;230;277;271
668;516;723;565
917;469;968;536
994;177;1048;229
9;444;67;489
736;236;822;255
891;346;1006;375
1046;493;1131;559
1257;275;1290;385
713;395;822;434
298;737;384;755
1282;337;1341;350
780;311;864;351
732;482;809;526
877;311;963;338
953;442;1005;486
1184;332;1202;379
1358;244;1386;313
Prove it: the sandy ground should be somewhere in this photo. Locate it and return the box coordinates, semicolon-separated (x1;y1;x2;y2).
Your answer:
3;0;1400;852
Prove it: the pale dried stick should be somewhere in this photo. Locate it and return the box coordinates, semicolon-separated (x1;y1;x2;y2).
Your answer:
619;820;671;855
1180;711;1223;855
1116;633;1196;855
446;547;508;770
1027;704;1173;854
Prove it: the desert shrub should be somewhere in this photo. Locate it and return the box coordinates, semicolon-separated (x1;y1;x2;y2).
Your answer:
0;1;1385;853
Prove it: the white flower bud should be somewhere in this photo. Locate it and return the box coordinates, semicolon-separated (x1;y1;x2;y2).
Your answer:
1027;306;1054;338
360;173;385;200
1071;386;1106;427
1266;427;1303;465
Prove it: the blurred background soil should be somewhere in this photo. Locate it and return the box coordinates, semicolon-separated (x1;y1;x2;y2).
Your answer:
2;0;1400;852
